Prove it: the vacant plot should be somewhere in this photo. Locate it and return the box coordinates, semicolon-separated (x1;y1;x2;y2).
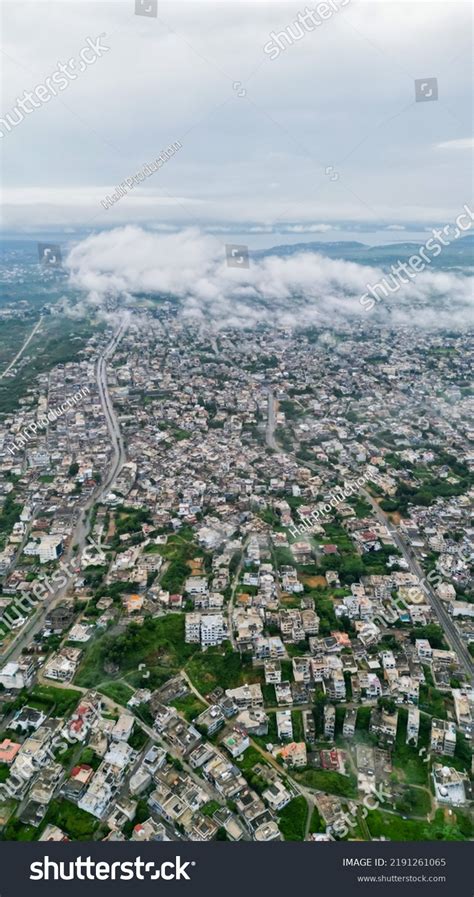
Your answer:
171;693;206;721
294;768;357;798
28;685;81;718
278;796;308;841
43;799;100;840
98;680;134;706
366;808;472;841
75;614;198;689
186;647;258;697
392;709;430;786
309;804;326;834
300;575;327;588
395;786;431;817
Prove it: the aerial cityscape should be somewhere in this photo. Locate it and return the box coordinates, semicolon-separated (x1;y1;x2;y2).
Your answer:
0;267;472;844
0;0;472;869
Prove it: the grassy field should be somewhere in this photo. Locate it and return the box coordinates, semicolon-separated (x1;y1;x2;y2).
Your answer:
294;768;358;798
392;708;430;786
278;796;308;841
186;645;258;697
366;807;473;841
308;804;326;834
28;685;81;717
97;679;134;707
75;614;198;689
42;798;101;840
170;693;206;721
394;786;431;817
291;710;304;742
97;680;135;706
0;316;99;414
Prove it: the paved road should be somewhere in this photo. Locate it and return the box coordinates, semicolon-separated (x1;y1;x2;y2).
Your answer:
0;316;43;380
266;390;279;450
96;322;128;496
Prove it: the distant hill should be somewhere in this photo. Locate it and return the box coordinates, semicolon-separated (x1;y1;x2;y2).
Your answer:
252;234;474;268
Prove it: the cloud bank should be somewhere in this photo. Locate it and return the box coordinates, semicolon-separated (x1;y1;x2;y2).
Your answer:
66;226;474;330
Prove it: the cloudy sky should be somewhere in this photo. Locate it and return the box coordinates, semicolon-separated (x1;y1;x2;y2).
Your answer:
1;0;473;243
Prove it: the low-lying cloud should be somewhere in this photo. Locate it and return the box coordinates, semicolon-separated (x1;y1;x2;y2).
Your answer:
66;226;473;330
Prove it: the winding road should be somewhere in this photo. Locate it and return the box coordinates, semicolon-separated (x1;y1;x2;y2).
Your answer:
0;316;43;380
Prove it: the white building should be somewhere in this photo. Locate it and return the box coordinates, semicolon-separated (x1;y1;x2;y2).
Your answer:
185;612;228;646
185;612;201;643
276;710;293;741
201;613;227;647
24;535;64;564
431;718;457;756
112;714;134;743
433;764;467;805
406;706;420;745
0;659;35;690
416;639;433;661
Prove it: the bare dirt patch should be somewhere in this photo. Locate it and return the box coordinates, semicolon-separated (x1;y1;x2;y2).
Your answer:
300;574;327;588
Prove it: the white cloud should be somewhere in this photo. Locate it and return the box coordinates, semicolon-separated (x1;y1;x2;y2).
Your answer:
436;138;474;151
66;226;474;330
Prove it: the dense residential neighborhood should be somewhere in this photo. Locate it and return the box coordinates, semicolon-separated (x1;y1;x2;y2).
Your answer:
0;309;472;842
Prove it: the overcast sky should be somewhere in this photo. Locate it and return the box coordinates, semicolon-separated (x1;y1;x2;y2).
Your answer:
1;0;473;239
